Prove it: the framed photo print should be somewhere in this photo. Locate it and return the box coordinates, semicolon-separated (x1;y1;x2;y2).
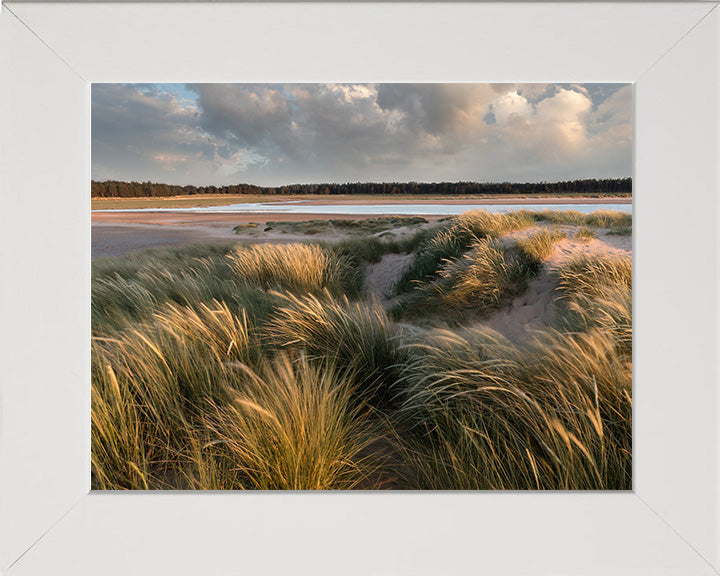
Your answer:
1;2;718;575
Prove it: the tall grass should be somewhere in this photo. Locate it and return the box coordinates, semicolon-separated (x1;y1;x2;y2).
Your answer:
227;243;359;296
92;299;383;489
439;238;530;312
392;325;632;490
395;210;534;293
396;229;564;319
584;210;632;229
575;227;595;242
515;228;566;274
556;254;633;355
266;291;404;406
321;236;387;264
557;253;632;298
532;209;632;230
92;243;252;329
201;354;382;490
92;211;632;490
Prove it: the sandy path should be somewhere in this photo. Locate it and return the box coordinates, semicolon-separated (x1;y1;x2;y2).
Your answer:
484;227;632;341
364;253;415;308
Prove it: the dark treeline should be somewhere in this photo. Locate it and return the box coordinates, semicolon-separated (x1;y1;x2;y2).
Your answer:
92;178;632;198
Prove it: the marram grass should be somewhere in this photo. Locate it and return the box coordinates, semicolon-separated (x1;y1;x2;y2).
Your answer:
226;242;359;296
391;325;631;490
201;354;383;490
394;228;565;319
266;291;405;407
92;209;632;490
394;209;534;293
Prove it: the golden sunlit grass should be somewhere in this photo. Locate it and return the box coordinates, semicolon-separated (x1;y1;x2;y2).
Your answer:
557;254;633;355
516;228;566;266
267;291;404;407
395;228;565;319
201;354;382;490
391;322;631;490
226;243;358;296
532;208;632;230
438;238;527;313
394;209;534;293
92;209;632;490
576;227;596;242
558;253;632;299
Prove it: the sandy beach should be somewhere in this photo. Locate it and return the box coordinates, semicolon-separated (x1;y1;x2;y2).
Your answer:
92;213;447;258
92;197;631;258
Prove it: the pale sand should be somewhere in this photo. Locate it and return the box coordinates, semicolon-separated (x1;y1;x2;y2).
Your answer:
364;253;415;309
471;226;630;341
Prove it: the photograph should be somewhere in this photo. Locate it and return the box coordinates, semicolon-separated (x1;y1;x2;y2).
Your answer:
91;82;632;491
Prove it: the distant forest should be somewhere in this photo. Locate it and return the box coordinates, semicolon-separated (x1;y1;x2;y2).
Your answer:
91;178;632;198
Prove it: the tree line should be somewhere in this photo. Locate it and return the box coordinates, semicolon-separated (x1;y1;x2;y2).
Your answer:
91;178;632;198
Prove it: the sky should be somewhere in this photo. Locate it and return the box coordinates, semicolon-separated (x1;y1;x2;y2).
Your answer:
92;83;632;187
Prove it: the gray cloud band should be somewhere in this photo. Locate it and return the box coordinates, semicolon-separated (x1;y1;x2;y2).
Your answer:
92;83;632;186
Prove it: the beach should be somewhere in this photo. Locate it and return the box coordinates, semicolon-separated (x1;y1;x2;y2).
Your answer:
92;196;631;258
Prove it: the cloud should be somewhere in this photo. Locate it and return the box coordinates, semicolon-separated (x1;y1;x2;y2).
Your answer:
190;84;293;147
92;83;632;186
491;91;533;124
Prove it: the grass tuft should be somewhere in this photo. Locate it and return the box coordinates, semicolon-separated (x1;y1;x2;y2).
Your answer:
576;227;595;242
227;243;359;296
266;291;404;406
201;354;382;490
395;210;534;294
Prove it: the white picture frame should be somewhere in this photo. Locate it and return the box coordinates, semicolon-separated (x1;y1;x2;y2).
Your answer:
1;2;718;574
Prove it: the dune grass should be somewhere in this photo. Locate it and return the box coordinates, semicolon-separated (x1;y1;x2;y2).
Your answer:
259;216;428;236
395;228;565;320
532;209;632;230
200;354;383;490
394;210;535;294
391;325;631;490
607;226;632;236
266;291;405;407
515;228;566;273
437;238;531;313
226;243;359;296
557;253;632;299
576;227;595;242
92;209;632;490
555;254;633;355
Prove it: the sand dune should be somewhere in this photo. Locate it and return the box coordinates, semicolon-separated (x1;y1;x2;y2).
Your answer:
360;223;632;342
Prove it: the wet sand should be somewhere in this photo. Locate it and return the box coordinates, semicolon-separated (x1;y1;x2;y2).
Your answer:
92;213;444;258
92;197;631;259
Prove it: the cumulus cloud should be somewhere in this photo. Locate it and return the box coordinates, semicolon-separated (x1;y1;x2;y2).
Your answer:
92;83;632;186
490;91;533;124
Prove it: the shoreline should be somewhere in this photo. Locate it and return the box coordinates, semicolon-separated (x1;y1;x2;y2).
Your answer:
92;199;632;258
91;194;631;212
291;196;631;206
92;196;631;226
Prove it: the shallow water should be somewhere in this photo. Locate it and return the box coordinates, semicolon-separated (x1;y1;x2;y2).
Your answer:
95;202;632;216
